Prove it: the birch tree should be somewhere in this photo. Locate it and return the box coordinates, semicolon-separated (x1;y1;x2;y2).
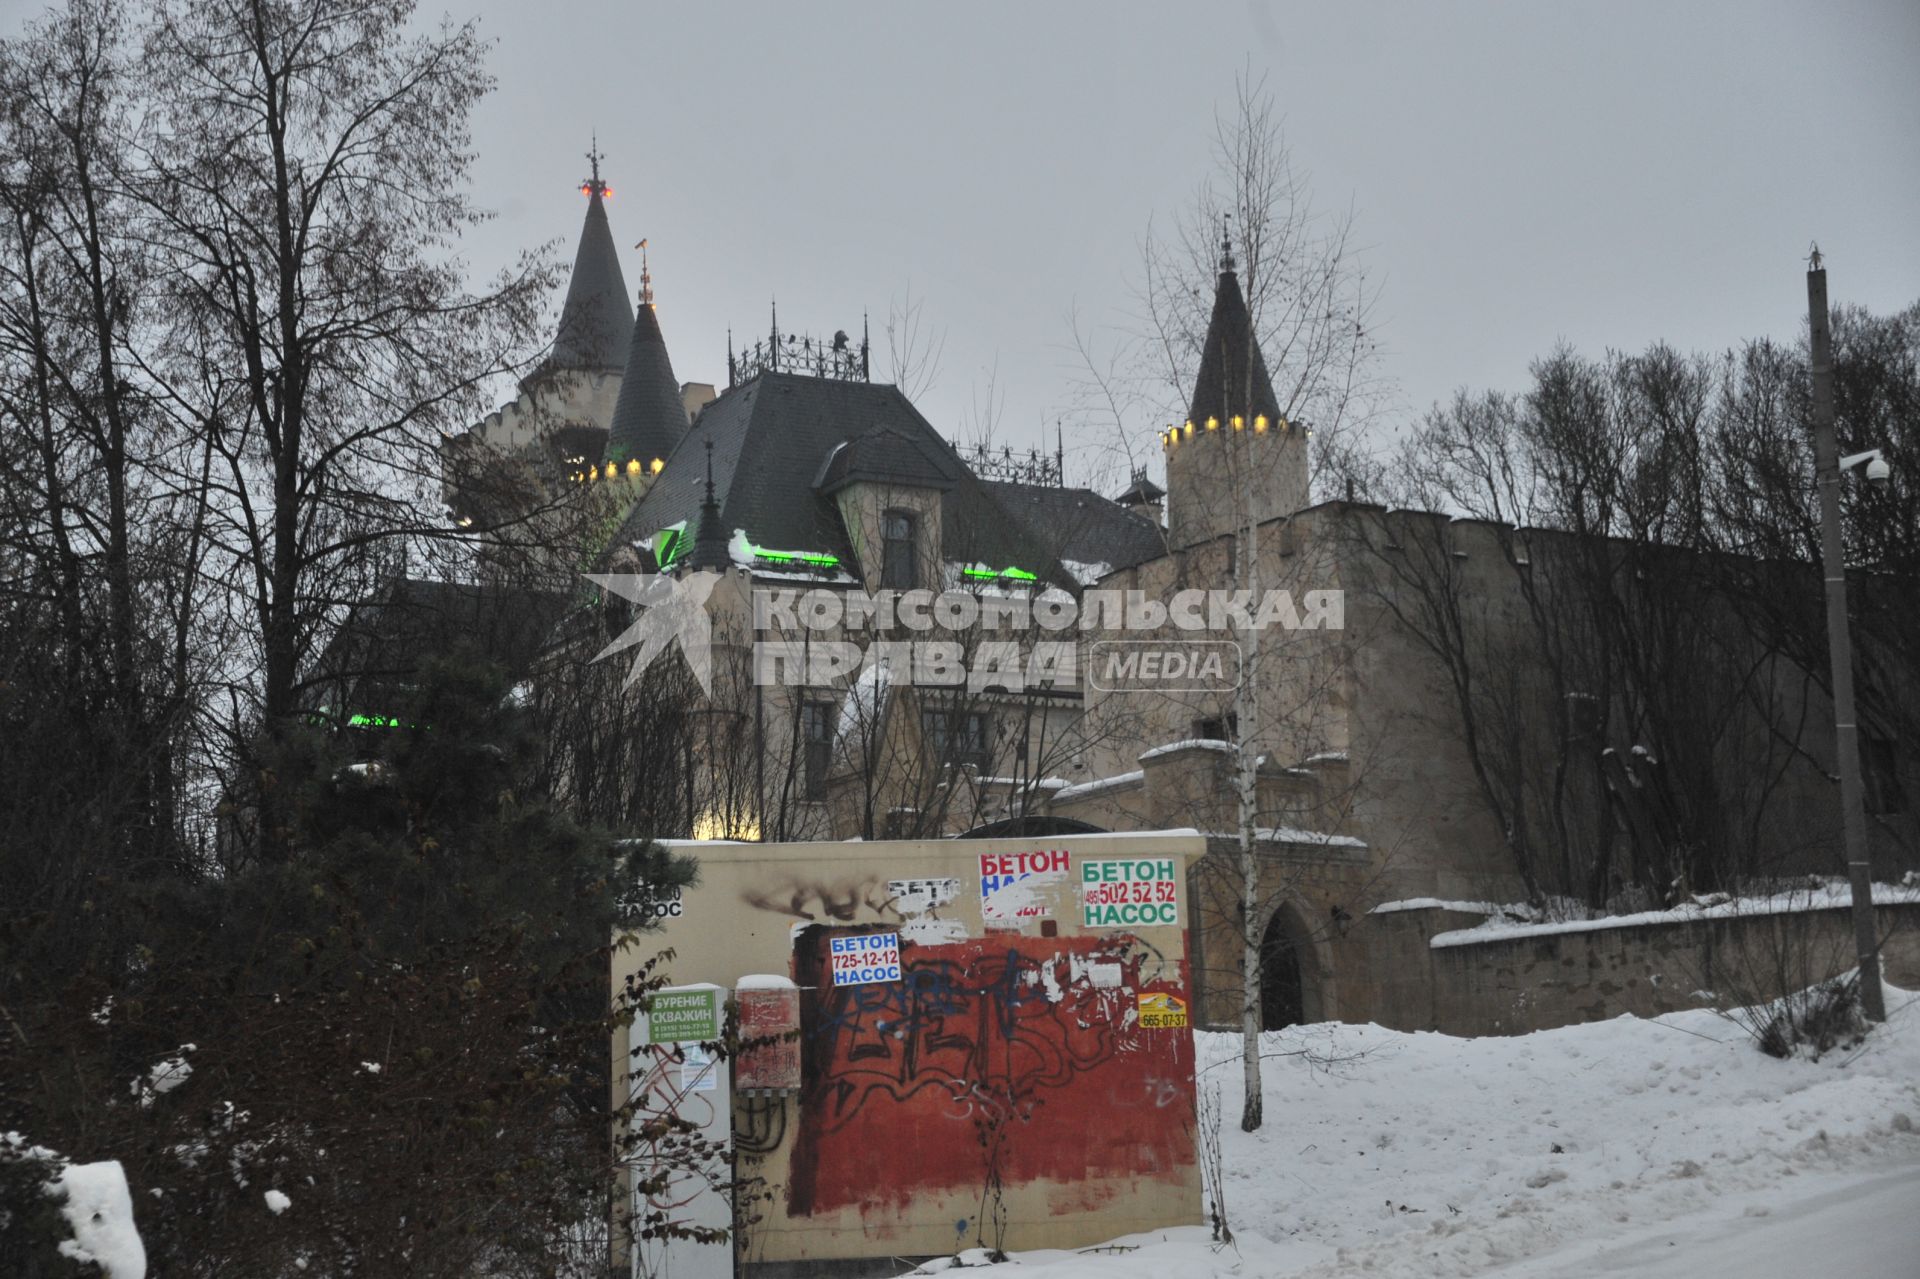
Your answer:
1131;73;1383;1132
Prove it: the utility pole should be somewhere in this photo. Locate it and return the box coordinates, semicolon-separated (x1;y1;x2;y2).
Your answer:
1806;253;1886;1024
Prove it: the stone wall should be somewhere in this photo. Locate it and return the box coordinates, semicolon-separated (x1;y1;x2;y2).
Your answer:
1361;900;1920;1037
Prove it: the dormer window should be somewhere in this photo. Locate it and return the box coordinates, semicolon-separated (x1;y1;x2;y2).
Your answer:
882;510;918;589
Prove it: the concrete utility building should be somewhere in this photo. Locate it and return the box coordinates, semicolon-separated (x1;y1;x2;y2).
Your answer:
422;159;1920;1050
611;833;1206;1276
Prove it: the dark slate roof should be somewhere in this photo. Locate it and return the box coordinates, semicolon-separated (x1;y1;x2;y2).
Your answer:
614;374;1083;580
603;301;690;466
814;425;959;494
980;481;1167;575
1114;472;1167;505
310;578;564;714
545;189;633;375
1188;265;1282;429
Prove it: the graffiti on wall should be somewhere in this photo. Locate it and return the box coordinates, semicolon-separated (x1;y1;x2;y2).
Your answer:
740;873;969;944
787;930;1196;1217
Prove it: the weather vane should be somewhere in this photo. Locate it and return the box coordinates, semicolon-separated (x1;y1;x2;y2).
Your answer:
581;132;610;199
637;238;653;306
1807;241;1823;273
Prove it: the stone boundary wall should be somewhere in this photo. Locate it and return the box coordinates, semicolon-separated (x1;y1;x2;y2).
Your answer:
1361;901;1920;1037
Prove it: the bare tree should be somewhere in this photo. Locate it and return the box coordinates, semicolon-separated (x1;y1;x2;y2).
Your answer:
127;0;553;858
884;278;945;403
1119;73;1384;1132
1350;332;1917;914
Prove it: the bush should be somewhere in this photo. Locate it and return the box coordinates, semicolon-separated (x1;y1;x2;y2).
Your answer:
1753;977;1866;1060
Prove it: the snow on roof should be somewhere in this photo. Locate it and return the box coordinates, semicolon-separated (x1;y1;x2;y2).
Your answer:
1062;558;1113;585
1371;898;1501;916
973;775;1069;789
1052;769;1144;802
1430;880;1920;949
750;565;861;585
1024;827;1201;840
734;974;797;991
1258;825;1368;848
1138;738;1236;762
1203;827;1368;849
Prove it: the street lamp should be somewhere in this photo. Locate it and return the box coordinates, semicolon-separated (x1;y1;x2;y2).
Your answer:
1807;257;1887;1024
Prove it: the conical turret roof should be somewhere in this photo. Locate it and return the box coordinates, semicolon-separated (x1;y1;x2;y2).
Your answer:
603;299;690;466
1187;254;1282;428
546;185;634;374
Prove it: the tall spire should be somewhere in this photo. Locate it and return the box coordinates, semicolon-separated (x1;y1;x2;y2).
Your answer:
545;138;633;375
687;441;732;572
1186;226;1280;429
602;240;690;466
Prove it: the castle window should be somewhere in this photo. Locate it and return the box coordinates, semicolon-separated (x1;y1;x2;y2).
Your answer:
1193;713;1238;743
801;700;836;801
882;510;918;589
923;708;989;772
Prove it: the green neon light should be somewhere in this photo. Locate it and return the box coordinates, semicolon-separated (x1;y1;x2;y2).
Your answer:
306;708;422;731
750;542;840;567
963;565;1039;582
656;527;685;569
649;520;688;570
346;712;418;730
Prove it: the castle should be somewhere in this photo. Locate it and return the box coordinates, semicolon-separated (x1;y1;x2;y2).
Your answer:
426;157;1918;1037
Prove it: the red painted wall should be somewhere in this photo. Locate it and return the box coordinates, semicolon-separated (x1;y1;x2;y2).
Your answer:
787;929;1197;1219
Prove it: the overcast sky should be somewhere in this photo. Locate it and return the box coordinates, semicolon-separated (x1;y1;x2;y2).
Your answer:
444;0;1920;486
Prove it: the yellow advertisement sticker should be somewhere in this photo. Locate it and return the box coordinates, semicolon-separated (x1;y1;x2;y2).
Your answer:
1137;991;1189;1029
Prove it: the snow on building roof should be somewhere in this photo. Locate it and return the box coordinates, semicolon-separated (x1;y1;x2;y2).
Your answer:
1138;738;1236;762
1052;769;1145;803
1428;880;1920;949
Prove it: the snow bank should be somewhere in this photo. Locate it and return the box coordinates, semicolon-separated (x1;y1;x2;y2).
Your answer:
896;985;1920;1278
55;1160;147;1278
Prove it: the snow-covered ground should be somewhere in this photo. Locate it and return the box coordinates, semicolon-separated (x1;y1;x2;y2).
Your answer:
905;985;1920;1278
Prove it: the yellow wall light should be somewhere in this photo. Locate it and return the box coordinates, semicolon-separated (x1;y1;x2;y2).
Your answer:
1205;416;1218;431
651;457;665;474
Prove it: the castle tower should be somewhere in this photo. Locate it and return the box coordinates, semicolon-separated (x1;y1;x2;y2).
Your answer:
545;145;634;379
441;145;635;531
602;237;691;472
1161;231;1308;549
